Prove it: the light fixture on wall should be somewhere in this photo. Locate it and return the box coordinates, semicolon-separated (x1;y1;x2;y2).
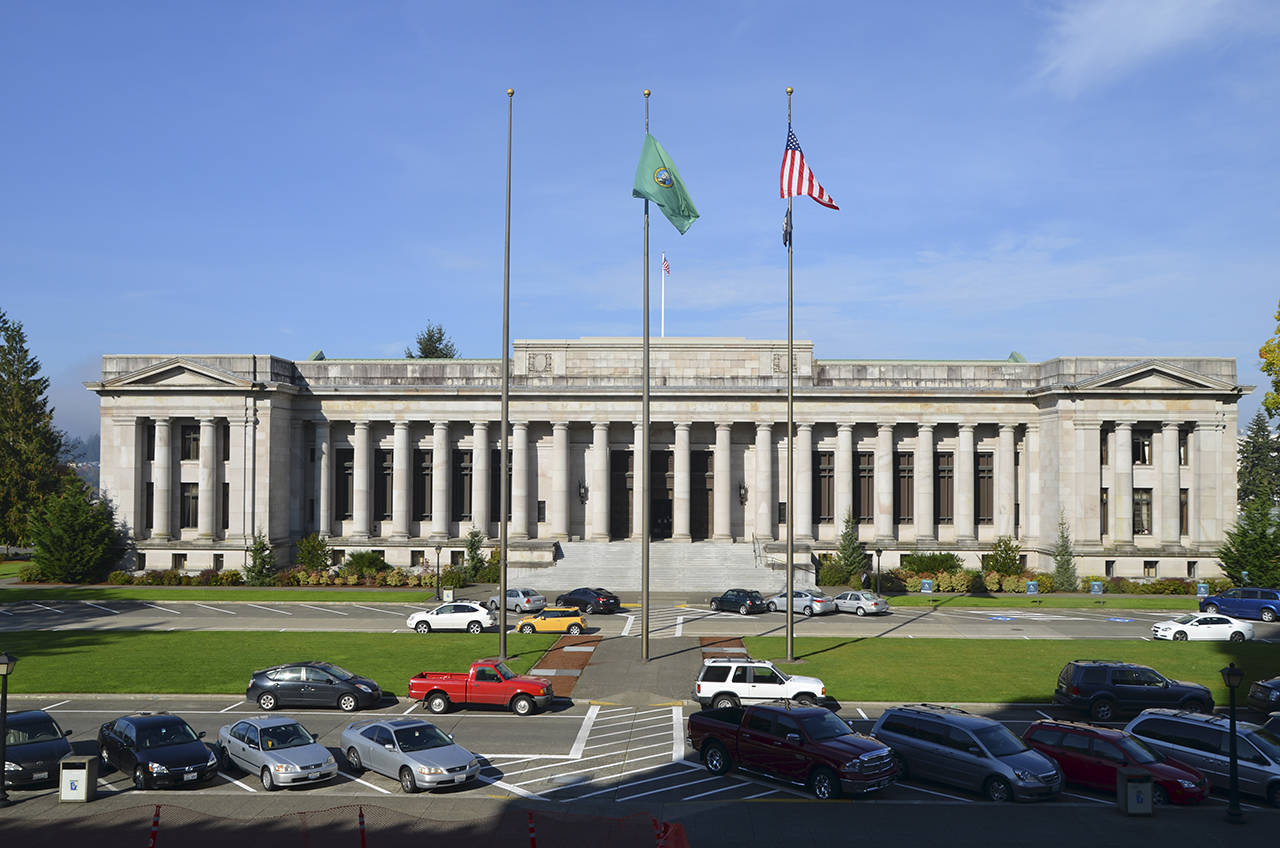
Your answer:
578;480;589;504
738;481;749;506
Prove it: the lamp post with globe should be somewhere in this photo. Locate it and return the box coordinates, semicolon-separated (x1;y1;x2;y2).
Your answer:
0;650;18;808
1221;662;1245;822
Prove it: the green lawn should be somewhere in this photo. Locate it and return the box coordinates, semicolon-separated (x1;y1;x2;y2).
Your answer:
881;594;1202;610
0;586;445;602
0;560;26;579
745;636;1280;705
0;631;558;696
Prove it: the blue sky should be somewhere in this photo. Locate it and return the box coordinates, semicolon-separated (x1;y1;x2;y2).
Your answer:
3;0;1277;438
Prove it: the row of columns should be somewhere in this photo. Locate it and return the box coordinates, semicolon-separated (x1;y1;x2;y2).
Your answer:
148;416;221;541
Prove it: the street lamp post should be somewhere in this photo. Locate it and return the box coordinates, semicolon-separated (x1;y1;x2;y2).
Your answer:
433;544;443;601
1221;662;1245;822
875;548;883;595
0;650;18;808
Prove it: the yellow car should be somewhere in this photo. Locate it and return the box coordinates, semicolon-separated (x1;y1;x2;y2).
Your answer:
516;607;586;635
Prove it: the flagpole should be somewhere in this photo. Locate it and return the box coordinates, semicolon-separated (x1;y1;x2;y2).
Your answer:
641;89;652;662
785;87;795;663
661;251;666;338
499;87;514;662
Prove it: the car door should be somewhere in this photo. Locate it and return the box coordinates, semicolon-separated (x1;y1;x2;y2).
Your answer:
268;666;307;707
737;710;778;774
117;722;141;774
1087;738;1127;791
771;714;810;781
470;665;509;705
1052;731;1095;787
1194;616;1230;640
1217;589;1244;617
101;720;127;770
834;592;852;612
239;723;263;773
746;665;789;703
1234;736;1273;797
227;721;253;771
357;725;385;775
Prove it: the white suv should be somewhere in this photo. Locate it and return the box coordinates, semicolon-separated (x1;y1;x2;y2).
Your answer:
692;658;827;709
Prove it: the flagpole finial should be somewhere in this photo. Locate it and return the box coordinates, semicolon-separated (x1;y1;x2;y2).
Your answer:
643;89;651;98
786;87;793;95
507;88;514;97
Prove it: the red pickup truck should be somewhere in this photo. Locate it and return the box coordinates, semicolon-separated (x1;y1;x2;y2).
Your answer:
686;703;898;799
408;658;554;717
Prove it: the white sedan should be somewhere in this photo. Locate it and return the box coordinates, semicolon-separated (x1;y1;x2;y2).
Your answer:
406;602;495;634
833;591;891;616
764;590;838;616
1151;613;1254;642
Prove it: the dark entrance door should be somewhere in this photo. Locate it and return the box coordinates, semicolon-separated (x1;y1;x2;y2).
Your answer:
690;451;713;540
609;450;632;540
650;450;673;540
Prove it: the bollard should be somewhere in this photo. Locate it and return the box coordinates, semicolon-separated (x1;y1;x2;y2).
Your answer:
146;805;160;848
528;811;537;848
358;806;367;848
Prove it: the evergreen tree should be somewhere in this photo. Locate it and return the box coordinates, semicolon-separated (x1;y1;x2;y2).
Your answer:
1217;497;1280;587
405;320;458;359
27;478;129;583
0;310;69;546
833;510;868;579
464;528;487;577
243;533;278;586
1051;512;1078;592
294;532;331;571
1238;409;1280;507
986;535;1022;576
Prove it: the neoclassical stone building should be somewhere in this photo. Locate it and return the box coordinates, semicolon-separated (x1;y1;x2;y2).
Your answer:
90;338;1246;584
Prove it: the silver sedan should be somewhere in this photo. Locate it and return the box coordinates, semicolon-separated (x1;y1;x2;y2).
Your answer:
833;591;891;616
487;587;546;614
340;718;481;793
216;716;337;791
764;589;838;616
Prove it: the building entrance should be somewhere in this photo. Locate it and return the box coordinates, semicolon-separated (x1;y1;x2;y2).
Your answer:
608;450;632;540
690;451;713;540
650;450;673;540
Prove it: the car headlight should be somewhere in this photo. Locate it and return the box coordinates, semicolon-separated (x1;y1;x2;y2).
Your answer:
148;762;169;774
1177;779;1198;789
324;754;336;765
1271;690;1280;702
1012;769;1036;782
355;683;373;693
842;759;862;773
274;763;301;773
417;766;445;775
206;751;218;767
468;758;479;768
4;761;19;772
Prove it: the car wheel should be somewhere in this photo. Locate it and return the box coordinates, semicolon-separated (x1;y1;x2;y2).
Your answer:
803;605;814;617
415;621;431;634
519;624;536;634
984;775;1013;802
1262;608;1277;623
739;604;749;616
1173;631;1188;641
1151;784;1168;806
568;623;583;635
855;606;867;616
1268;781;1280;808
1230;631;1246;643
1204;603;1220;614
215;745;230;771
258;692;278;711
1089;699;1116;722
703;741;732;776
467;621;483;634
810;767;841;800
488;600;500;612
893;753;909;779
1182;698;1209;714
767;602;777;613
99;746;112;772
583;603;595;615
426;693;451;714
400;767;419;794
712;694;738;710
795;693;817;706
338;693;359;712
261;765;278;792
710;600;719;611
511;695;535;717
345;747;363;771
134;766;150;791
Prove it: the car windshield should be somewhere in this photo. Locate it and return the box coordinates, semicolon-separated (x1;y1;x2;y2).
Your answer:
494;662;516;680
260;723;314;751
1170;614;1199;625
6;718;62;745
394;724;454;752
1116;735;1160;764
797;711;854;741
746;591;763;601
975;725;1028;757
314;663;355;681
1246;728;1280;762
139;722;200;749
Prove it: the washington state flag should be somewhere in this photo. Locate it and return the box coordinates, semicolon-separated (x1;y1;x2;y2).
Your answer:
632;133;699;234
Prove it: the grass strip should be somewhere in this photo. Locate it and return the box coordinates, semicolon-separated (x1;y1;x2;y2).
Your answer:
0;560;26;579
880;594;1202;610
744;636;1280;705
0;586;446;602
0;631;558;697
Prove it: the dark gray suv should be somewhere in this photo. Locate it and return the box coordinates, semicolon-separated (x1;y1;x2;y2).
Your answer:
1054;660;1213;722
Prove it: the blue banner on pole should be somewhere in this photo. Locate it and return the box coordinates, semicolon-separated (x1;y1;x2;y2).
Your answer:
1027;581;1038;595
1090;581;1104;595
921;579;934;594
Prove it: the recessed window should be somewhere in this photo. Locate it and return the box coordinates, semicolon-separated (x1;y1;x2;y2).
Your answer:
1132;431;1153;466
144;483;154;530
221;482;229;531
1104;559;1115;578
813;451;834;523
1179;489;1189;536
1100;430;1109;466
856;452;874;523
777;501;787;524
220;422;230;462
180;425;199;461
179;483;198;528
213;553;223;572
145;423;156;461
1187;560;1197;579
1143;560;1157;578
894;452;914;523
1178;429;1189;466
171;553;187;571
1134;489;1153;535
537;500;547;523
976;453;994;525
1100;488;1109;534
335;448;354;519
935;452;954;523
451;449;473;521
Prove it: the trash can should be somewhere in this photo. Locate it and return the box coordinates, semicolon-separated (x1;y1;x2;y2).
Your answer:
1116;767;1152;815
441;588;455;602
59;754;98;802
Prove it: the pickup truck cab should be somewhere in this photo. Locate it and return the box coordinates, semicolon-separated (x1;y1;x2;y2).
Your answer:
687;702;898;799
408;658;554;717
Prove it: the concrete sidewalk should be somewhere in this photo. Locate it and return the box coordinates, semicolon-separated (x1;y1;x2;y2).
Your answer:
569;633;706;706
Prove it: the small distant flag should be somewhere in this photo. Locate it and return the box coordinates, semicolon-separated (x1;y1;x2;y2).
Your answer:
780;125;838;210
662;255;670;275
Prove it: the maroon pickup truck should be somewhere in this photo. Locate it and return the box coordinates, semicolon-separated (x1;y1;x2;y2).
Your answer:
687;703;898;799
408;658;554;717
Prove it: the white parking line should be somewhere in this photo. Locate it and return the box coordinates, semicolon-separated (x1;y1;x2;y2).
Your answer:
339;770;393;794
144;602;181;614
194;603;236;615
742;788;781;799
350;604;403;616
584;730;671;749
596;706;632;715
245;603;291;615
675;616;684;637
565;764;702;799
589;724;671;741
476;773;547;800
31;602;63;614
618;774;720;801
569;705;600;758
0;607;11;615
1037;710;1052;719
514;751;671;787
1063;790;1110;805
41;699;71;710
898;782;973;802
219;702;243;713
217;771;257;792
401;702;418;715
299;603;348;616
82;600;120;614
856;708;869;720
671;706;683;761
621;615;635;637
683;779;748;801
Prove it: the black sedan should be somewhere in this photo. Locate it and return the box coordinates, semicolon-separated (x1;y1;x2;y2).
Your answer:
98;713;218;790
1248;676;1280;715
554;587;621;614
246;661;383;712
709;588;769;615
4;709;72;786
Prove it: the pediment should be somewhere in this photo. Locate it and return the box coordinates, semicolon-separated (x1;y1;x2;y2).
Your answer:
1075;360;1232;392
101;358;253;390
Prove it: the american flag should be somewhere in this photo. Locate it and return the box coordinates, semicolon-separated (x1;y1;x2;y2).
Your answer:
662;256;670;275
780;125;838;210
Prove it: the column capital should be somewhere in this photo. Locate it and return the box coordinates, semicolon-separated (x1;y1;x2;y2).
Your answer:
353;420;370;431
716;421;733;432
756;421;773;431
1161;420;1180;432
998;422;1015;434
432;420;450;431
512;420;529;431
796;422;813;432
916;422;934;433
1114;419;1136;429
592;420;610;432
876;421;895;433
958;422;976;433
837;422;854;433
153;415;172;425
392;420;410;430
552;421;569;432
198;416;218;426
674;421;692;431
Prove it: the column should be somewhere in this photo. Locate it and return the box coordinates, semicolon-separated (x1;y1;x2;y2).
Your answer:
955;423;976;541
835;423;853;529
794;423;813;541
1187;425;1200;544
713;422;731;540
1026;423;1041;544
1076;422;1101;543
551;422;569;540
316;420;332;538
673;421;692;541
873;423;894;542
430;421;450;540
391;421;410;539
197;417;217;539
153;417;173;540
1114;421;1134;545
590;421;610;541
1160;421;1181;545
754;422;774;540
632;422;645;539
511;422;529;539
289;419;304;539
915;423;935;543
996;424;1015;537
351;421;371;539
472;421;490;534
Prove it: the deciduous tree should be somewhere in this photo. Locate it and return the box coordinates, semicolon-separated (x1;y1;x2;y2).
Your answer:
1261;299;1280;417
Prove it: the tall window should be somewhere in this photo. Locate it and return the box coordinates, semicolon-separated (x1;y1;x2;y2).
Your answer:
934;452;954;523
413;449;433;520
1178;429;1189;466
976;453;994;524
1134;488;1153;535
335;448;354;519
1143;560;1157;578
451;449;472;521
374;449;394;520
1179;488;1189;536
777;501;787;524
894;452;914;523
813;451;834;523
1187;560;1197;579
1132;431;1153;465
220;421;230;462
179;483;198;528
1100;430;1109;466
145;423;156;461
490;449;512;520
856;452;873;522
180;425;199;461
1100;488;1109;534
221;481;229;530
144;482;154;530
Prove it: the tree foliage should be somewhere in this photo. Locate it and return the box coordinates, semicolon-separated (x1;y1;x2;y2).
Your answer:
27;479;129;583
832;511;868;579
405;320;457;359
1052;512;1078;593
985;535;1022;576
243;533;278;586
1261;299;1280;417
1217;497;1280;587
464;528;487;576
0;310;69;546
1238;409;1280;508
294;532;331;572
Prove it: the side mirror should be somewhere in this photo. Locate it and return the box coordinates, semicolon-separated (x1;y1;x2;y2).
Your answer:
198;731;206;739
449;733;455;741
249;742;260;750
312;733;320;742
64;729;73;737
384;743;395;750
845;719;858;730
967;746;984;757
785;733;802;744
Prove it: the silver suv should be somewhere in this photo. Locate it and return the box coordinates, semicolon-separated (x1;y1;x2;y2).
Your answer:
1125;709;1280;807
871;704;1062;802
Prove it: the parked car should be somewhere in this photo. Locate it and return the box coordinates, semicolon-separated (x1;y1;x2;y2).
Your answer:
408;658;554;716
487;588;546;614
1264;713;1280;736
1200;587;1280;622
1022;719;1209;804
687;702;898;799
1248;677;1280;715
406;602;496;634
1053;659;1213;721
1150;613;1253;642
246;661;382;713
764;589;837;616
516;607;585;634
98;712;218;790
1125;709;1280;807
692;657;827;709
3;709;72;786
709;588;769;615
340;718;481;793
554;587;621;614
871;704;1062;802
833;591;890;616
215;715;338;791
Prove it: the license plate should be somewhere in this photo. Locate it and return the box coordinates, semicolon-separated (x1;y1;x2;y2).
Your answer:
34;771;48;780
308;772;321;780
183;772;197;782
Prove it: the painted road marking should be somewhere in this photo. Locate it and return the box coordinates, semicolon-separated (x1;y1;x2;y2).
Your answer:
898;782;973;802
675;616;684;637
515;751;670;787
245;603;291;615
31;602;64;614
567;764;702;799
475;773;547;800
82;600;120;614
217;771;257;792
299;603;349;616
620;615;635;637
144;602;182;614
671;706;683;761
350;604;403;616
338;770;393;794
194;603;236;615
856;708;869;720
617;774;720;801
41;699;70;710
219;702;243;713
569;704;600;758
683;779;749;801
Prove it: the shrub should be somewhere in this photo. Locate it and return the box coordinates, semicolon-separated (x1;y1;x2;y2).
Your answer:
878;569;907;594
1082;575;1108;593
1148;578;1195;595
17;563;45;582
134;569;164;585
1000;574;1027;593
474;562;501;583
986;536;1022;576
244;533;278;586
344;551;389;579
984;571;1002;592
818;559;852;587
276;567;306;587
464;529;487;578
159;568;185;586
215;570;244;586
901;552;964;574
1207;577;1234;594
904;574;924;592
294;533;330;572
106;570;132;585
193;569;217;586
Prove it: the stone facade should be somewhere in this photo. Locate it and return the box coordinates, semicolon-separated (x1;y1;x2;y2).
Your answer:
88;338;1248;582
